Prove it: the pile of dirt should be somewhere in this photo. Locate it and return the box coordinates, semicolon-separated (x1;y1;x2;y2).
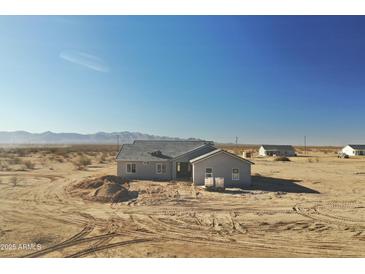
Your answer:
71;175;137;203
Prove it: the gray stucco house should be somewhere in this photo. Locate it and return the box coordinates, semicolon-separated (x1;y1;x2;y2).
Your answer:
116;140;216;181
116;140;253;187
190;149;253;188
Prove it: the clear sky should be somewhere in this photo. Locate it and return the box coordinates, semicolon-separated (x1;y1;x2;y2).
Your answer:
1;16;365;145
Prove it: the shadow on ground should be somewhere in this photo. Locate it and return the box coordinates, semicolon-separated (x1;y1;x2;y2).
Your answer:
245;175;320;194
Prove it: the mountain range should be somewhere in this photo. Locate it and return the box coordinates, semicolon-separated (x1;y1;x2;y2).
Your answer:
0;131;198;144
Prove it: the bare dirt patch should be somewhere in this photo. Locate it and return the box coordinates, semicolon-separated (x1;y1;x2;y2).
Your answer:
1;145;365;257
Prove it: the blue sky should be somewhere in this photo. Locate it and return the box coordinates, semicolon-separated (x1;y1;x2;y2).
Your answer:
1;16;365;145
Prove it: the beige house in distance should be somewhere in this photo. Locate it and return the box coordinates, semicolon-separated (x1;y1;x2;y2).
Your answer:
258;145;296;157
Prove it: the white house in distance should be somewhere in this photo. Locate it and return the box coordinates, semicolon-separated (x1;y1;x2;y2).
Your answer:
341;145;365;156
258;145;296;157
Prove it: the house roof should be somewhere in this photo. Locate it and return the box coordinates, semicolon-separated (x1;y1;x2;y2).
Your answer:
116;140;214;162
260;145;295;151
347;144;365;150
190;149;254;165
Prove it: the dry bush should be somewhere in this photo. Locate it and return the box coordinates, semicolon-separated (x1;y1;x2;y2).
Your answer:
16;149;26;157
48;155;56;162
7;157;23;165
0;148;8;158
10;176;18;187
74;155;91;170
99;152;107;163
24;160;35;170
86;151;97;157
308;157;319;163
274;156;290;162
55;157;64;163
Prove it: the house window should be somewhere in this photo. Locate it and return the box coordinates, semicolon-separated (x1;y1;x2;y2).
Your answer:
156;163;166;174
126;163;136;173
205;167;213;178
177;162;180;172
232;168;239;180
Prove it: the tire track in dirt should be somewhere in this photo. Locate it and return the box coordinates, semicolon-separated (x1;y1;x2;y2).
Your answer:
22;232;120;258
293;200;365;229
0;173;63;182
129;212;317;256
65;238;156;258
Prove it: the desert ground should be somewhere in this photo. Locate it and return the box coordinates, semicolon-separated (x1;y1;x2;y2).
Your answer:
0;145;364;258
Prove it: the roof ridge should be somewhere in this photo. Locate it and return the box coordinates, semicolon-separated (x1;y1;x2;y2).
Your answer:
133;140;210;142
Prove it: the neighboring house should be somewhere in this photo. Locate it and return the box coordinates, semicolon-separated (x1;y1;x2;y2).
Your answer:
258;145;296;157
116;140;216;181
190;149;254;188
342;145;365;156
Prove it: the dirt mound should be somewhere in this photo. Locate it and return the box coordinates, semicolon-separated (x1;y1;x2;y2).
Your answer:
75;175;124;189
71;175;137;203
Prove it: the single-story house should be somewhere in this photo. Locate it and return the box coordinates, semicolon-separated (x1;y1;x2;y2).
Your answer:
116;140;253;187
116;140;216;181
341;145;365;156
259;145;296;157
190;149;254;188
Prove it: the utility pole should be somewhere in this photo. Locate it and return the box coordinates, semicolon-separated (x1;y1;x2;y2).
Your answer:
117;135;120;152
235;136;238;145
304;135;307;156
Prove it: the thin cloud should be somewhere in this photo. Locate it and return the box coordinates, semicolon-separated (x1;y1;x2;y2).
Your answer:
59;50;109;72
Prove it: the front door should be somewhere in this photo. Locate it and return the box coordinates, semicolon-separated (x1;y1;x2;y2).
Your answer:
176;162;192;179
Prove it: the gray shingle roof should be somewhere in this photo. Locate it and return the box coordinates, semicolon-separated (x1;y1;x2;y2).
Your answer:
261;145;295;151
348;144;365;150
116;140;214;162
190;149;254;164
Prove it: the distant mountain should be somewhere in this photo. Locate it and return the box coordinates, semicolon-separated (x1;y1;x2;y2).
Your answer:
0;131;200;144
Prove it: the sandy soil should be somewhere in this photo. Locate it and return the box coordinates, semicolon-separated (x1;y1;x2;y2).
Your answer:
0;148;364;257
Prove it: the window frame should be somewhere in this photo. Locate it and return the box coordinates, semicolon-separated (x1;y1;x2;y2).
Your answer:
126;163;136;174
232;168;240;181
156;163;167;174
205;167;213;178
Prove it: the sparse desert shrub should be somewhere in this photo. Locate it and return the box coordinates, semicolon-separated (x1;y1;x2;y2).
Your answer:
16;149;26;157
274;156;290;162
86;151;97;157
10;176;18;187
24;160;35;170
75;156;91;170
99;152;107;163
308;157;319;163
55;157;64;163
7;157;23;165
0;162;10;171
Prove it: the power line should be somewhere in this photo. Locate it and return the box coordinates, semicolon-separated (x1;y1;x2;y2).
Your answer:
304;135;307;155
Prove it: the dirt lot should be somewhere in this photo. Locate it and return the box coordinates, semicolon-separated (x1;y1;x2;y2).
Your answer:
0;145;364;257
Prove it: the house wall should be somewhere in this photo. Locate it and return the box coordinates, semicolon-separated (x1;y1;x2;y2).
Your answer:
172;145;216;179
259;146;295;157
342;146;365;156
117;161;172;180
258;146;266;156
277;150;295;157
192;152;251;188
342;146;355;156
